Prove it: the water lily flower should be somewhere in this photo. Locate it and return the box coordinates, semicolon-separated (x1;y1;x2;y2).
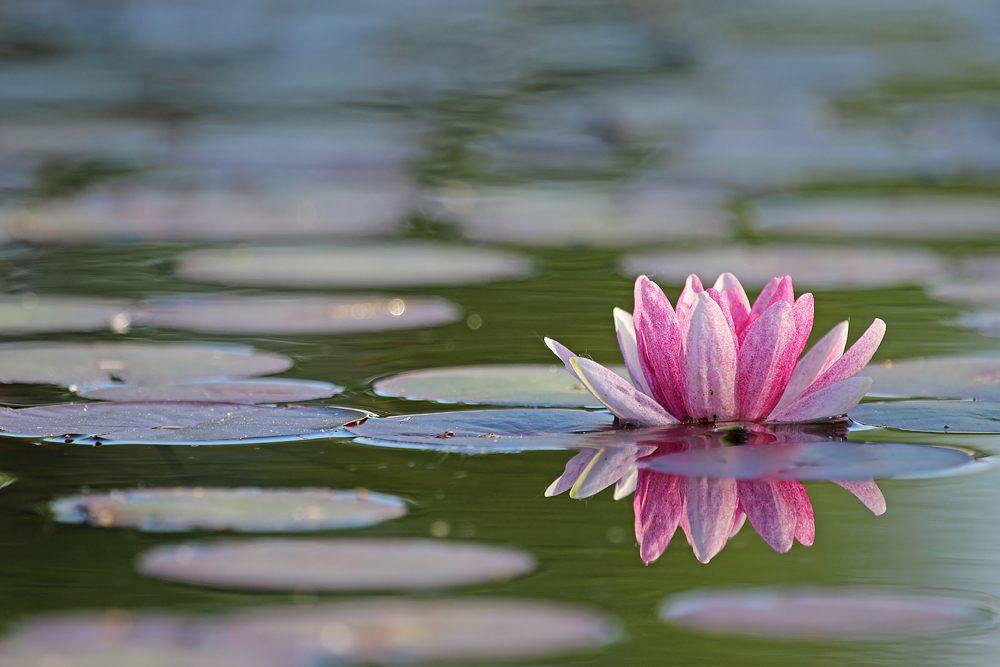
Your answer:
545;273;885;425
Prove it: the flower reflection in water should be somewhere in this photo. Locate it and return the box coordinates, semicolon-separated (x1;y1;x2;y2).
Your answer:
547;423;885;564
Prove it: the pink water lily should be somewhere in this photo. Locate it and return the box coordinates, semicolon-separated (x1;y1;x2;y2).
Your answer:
545;273;885;425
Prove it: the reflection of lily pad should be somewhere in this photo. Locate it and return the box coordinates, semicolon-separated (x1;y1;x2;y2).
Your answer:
139;538;535;591
621;245;945;289
641;442;976;481
175;243;533;288
662;588;989;639
347;408;615;453
0;402;370;445
0;342;292;389
864;357;1000;400
51;488;405;532
374;364;630;407
0;296;134;334
143;294;460;335
850;400;1000;433
78;378;341;404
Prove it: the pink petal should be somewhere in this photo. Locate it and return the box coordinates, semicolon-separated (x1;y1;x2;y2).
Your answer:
770;321;849;415
834;479;886;515
713;272;751;316
571;357;679;426
705;288;739;350
791;293;815;361
750;276;793;316
634;277;687;417
635;470;683;564
729;507;747;538
736;301;796;420
676;274;705;315
683;292;738;421
803;318;886;397
682;476;739;563
768;376;873;423
570;444;658;499
788;481;815;546
545;448;598;497
721;289;750;338
738;480;797;553
543;336;582;381
613;307;652;396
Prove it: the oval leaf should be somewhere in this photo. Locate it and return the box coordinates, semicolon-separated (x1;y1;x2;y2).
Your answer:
850;400;1000;433
865;357;1000;400
78;378;341;404
0;296;134;334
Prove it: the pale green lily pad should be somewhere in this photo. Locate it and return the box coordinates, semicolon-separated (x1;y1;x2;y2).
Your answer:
50;488;405;532
850;400;1000;433
374;364;630;407
78;378;341;404
0;296;134;334
174;243;533;288
138;538;536;591
864;357;1000;400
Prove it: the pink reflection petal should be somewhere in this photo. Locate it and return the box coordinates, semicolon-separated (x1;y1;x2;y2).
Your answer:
545;448;597;497
738;480;797;553
635;470;683;564
834;479;886;515
682;476;739;563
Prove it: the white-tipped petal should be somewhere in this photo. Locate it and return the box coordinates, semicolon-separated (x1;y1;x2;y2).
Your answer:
545;448;598;497
544;336;582;381
614;307;653;396
768;376;873;423
571;357;678;426
571;446;655;499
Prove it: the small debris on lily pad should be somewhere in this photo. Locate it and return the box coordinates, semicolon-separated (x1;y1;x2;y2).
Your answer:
864;356;1000;400
0;295;134;334
850;400;1000;433
374;364;630;407
621;245;946;289
139;538;535;591
174;243;533;288
0;402;370;445
661;588;990;639
0;342;292;389
78;378;341;404
51;487;405;532
347;408;616;453
142;294;461;335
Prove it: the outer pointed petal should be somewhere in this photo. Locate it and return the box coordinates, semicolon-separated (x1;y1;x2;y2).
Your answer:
834;479;886;515
544;336;582;381
676;274;705;315
788;481;815;546
571;357;678;426
768;376;872;423
750;276;782;316
613;307;652;396
545;448;598;497
570;445;657;499
771;321;849;415
736;301;796;420
804;318;886;397
614;466;639;500
683;292;738;421
634;470;682;564
634;276;687;417
713;272;751;315
682;476;739;563
738;480;796;553
791;293;815;361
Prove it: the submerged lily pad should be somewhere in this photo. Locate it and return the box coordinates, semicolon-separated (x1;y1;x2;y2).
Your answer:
640;442;976;481
621;245;946;289
850;400;1000;433
0;342;292;389
347;408;615;453
51;488;405;532
661;588;990;639
143;294;461;335
374;364;630;407
0;296;134;334
0;402;370;445
139;538;535;591
174;243;534;288
864;357;1000;400
78;378;341;404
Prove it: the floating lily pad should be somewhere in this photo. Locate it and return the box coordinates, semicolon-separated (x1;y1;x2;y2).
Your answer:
640;442;976;481
661;588;990;639
960;311;1000;337
139;538;535;591
0;296;134;334
863;357;1000;400
50;488;405;532
78;378;341;404
174;243;533;288
621;245;946;289
143;294;461;335
850;400;1000;433
0;402;370;445
347;408;615;453
0;342;292;389
373;364;630;407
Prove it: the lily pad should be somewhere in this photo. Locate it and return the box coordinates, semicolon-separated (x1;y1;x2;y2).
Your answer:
661;588;990;639
78;378;341;404
143;294;461;335
850;400;1000;433
0;342;292;389
0;296;134;334
864;356;1000;400
0;402;370;445
621;245;946;289
347;408;616;453
50;487;405;532
960;311;1000;337
640;442;976;481
373;364;630;407
139;538;535;591
174;243;533;288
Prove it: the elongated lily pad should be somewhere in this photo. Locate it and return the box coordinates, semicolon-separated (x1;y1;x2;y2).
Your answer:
374;364;630;407
640;442;976;481
0;402;370;445
0;296;134;334
864;357;1000;400
661;588;990;639
78;378;341;404
174;243;533;288
621;245;946;289
0;342;292;389
51;488;405;532
850;400;1000;433
139;538;535;591
143;294;460;335
347;408;615;453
